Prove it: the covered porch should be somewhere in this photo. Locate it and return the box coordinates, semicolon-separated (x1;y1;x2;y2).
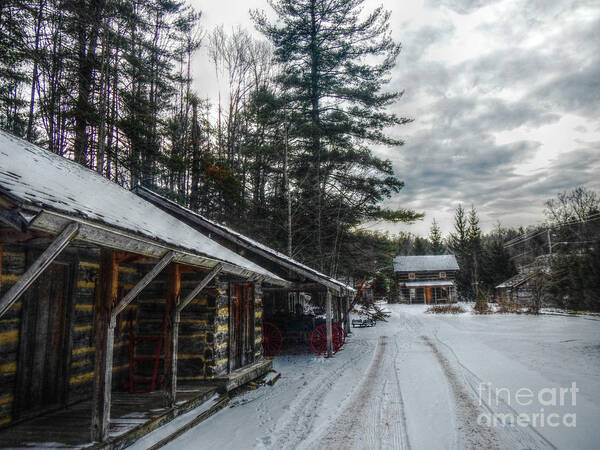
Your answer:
405;280;456;304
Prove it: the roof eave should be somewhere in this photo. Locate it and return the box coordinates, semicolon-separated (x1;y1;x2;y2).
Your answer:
135;186;353;295
26;210;289;287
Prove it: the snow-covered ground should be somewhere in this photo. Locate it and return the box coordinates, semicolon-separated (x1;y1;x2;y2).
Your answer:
130;304;600;450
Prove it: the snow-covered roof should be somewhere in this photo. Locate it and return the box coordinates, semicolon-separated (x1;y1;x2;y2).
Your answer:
405;280;455;287
0;131;286;285
134;186;355;295
393;255;459;272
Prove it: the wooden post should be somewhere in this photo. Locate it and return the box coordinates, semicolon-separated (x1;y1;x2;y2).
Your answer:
326;290;333;357
164;263;181;405
169;264;223;405
91;250;118;442
344;296;351;334
0;222;79;318
169;308;181;406
92;250;175;441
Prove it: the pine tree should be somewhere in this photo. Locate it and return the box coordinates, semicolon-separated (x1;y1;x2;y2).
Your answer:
449;204;472;299
252;0;416;272
429;219;445;254
467;205;482;296
0;0;30;135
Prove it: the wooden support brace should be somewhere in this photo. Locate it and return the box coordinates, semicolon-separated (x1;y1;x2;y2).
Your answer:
326;290;333;358
92;250;176;442
110;251;176;323
0;222;79;319
169;263;223;405
177;263;224;314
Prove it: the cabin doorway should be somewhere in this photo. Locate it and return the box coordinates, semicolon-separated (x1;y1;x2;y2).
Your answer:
15;261;73;419
424;287;433;304
229;284;254;371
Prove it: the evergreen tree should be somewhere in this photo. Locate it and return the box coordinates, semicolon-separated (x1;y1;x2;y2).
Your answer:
252;0;417;272
429;219;445;254
0;0;30;135
467;205;482;295
449;204;472;299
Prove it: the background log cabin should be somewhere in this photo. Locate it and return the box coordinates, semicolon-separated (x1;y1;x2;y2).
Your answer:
393;255;460;304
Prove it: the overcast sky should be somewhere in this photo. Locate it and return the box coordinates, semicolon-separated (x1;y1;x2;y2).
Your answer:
188;0;600;237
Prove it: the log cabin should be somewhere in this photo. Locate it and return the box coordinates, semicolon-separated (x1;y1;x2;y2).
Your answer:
0;131;289;447
133;186;355;355
393;255;459;304
495;256;551;304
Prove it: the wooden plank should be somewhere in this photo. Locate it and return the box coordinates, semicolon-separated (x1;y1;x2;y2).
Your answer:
326;290;333;358
145;395;229;450
91;249;119;442
0;222;79;319
111;251;175;321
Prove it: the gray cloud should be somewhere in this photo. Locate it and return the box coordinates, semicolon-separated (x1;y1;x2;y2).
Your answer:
424;0;503;15
186;0;600;236
376;0;600;235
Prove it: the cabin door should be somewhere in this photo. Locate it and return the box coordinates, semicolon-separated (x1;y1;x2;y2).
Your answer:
15;261;72;419
424;287;433;304
230;284;254;371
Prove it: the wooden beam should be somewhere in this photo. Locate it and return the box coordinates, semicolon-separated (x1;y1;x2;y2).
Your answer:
326;290;333;358
110;251;176;322
177;263;223;313
165;263;181;405
344;296;351;334
0;222;79;319
262;282;328;293
91;249;119;442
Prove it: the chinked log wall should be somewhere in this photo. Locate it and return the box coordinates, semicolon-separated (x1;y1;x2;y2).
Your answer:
253;283;263;361
0;246;134;427
0;245;260;429
134;267;226;382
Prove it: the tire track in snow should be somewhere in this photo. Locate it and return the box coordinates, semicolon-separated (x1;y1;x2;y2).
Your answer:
313;335;410;450
431;332;558;450
422;336;502;450
266;337;373;449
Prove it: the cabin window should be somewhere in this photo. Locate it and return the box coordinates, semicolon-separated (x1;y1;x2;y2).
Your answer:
408;272;416;280
439;272;446;279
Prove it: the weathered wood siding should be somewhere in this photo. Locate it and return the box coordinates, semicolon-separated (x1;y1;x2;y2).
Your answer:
254;283;263;360
0;247;137;428
0;245;25;426
213;279;230;377
396;270;457;282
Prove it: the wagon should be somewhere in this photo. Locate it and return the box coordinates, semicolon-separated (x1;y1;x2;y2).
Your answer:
263;318;346;356
351;318;376;328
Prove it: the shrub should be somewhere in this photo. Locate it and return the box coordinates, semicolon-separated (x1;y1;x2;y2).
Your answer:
426;304;465;314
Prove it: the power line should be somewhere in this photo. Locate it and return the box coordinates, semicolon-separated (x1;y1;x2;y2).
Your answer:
504;212;600;248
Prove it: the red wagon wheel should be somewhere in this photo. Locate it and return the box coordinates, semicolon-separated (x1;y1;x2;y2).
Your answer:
310;323;345;355
263;321;283;356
